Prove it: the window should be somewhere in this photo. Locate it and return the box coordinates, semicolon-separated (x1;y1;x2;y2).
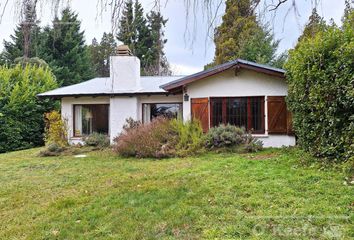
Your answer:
142;103;183;123
74;105;109;136
210;97;264;133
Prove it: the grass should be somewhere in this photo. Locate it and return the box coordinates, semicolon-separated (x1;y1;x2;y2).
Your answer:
0;148;352;239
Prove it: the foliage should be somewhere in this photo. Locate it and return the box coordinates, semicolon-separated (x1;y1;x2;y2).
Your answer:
117;0;170;75
38;143;65;157
39;8;94;86
0;64;58;153
169;119;205;156
114;117;204;158
0;4;41;65
209;0;280;68
89;33;117;77
242;133;263;153
117;0;135;48
122;117;141;131
205;124;263;153
145;11;171;76
84;133;110;148
205;124;246;148
297;8;327;44
14;57;49;68
0;147;352;239
113;117;174;158
285;7;354;162
44;111;68;147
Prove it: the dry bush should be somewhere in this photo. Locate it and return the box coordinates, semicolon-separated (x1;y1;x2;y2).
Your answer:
113;117;176;158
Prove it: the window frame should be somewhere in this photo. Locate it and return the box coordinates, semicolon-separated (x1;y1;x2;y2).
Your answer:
73;104;110;137
210;96;265;134
142;102;183;123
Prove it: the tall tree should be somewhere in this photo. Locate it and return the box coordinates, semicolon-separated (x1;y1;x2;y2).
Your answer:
117;0;134;49
89;33;117;77
146;11;171;76
40;8;94;86
297;8;326;43
0;1;41;65
210;0;279;67
133;0;152;74
116;0;170;75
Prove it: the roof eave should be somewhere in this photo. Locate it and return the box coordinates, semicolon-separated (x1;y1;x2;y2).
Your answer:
37;91;174;99
161;60;285;92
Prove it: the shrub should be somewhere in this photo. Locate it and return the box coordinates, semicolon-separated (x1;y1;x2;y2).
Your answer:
170;119;205;156
242;134;263;153
39;143;64;157
44;111;68;147
285;11;354;162
123;117;141;131
84;133;110;148
0;64;58;153
114;117;175;158
205;124;246;149
205;124;263;153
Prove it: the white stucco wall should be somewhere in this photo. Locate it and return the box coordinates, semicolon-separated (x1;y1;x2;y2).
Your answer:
182;68;295;147
61;94;183;144
109;96;139;142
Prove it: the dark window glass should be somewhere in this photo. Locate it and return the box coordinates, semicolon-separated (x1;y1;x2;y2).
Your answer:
143;103;182;123
251;97;263;132
211;98;223;126
211;97;264;133
226;98;248;128
74;105;109;136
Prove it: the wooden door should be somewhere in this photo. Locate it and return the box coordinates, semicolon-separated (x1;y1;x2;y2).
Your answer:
191;98;209;132
267;96;288;134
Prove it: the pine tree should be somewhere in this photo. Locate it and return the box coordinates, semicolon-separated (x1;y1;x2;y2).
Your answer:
210;0;279;67
133;0;152;74
0;1;41;64
297;8;326;43
40;8;94;86
117;0;134;49
116;0;170;76
89;33;117;77
146;11;171;76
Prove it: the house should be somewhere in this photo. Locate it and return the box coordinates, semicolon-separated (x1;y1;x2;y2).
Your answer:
39;45;295;147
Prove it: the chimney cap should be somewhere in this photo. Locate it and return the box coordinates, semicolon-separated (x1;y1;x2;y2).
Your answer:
117;45;133;56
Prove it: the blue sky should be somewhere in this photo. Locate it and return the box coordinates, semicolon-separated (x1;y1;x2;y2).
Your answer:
0;0;347;74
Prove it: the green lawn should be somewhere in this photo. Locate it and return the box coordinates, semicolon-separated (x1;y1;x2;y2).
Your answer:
0;148;352;239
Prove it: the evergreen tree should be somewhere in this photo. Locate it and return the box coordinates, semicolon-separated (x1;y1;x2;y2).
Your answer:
146;11;171;76
40;8;94;86
116;0;170;76
210;0;279;67
117;0;134;49
343;0;354;27
133;0;152;74
89;33;117;77
297;8;326;43
0;2;41;65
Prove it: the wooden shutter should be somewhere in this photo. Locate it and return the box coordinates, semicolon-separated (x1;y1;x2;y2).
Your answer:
287;111;294;135
267;96;288;134
191;98;209;132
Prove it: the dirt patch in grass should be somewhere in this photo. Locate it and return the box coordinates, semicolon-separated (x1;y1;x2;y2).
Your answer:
244;152;279;160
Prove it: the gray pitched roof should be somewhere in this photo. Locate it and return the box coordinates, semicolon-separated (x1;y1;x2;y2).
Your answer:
38;76;185;98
